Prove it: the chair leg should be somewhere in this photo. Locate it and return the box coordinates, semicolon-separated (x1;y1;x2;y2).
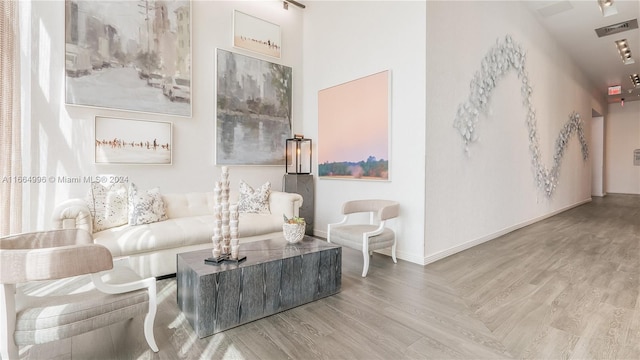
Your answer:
144;281;159;352
391;240;397;264
144;312;158;352
1;284;18;360
362;249;370;277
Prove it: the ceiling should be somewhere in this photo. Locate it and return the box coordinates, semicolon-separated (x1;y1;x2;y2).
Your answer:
524;0;640;104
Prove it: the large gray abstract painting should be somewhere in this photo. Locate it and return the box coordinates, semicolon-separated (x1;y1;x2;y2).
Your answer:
216;49;292;165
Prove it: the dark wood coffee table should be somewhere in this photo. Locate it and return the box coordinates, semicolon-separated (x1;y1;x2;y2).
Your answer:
176;236;341;338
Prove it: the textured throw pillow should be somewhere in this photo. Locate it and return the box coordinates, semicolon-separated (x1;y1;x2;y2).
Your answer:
128;183;168;225
237;180;271;214
85;182;129;233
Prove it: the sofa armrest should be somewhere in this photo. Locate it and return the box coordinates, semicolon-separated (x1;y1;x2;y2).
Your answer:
269;191;303;219
51;199;93;233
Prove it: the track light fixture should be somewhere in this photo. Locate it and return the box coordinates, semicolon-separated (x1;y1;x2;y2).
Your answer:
630;74;640;88
283;0;305;10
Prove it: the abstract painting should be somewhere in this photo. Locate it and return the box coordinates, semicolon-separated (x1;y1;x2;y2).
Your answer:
95;116;172;165
318;70;391;181
215;49;292;165
233;10;281;58
65;0;191;116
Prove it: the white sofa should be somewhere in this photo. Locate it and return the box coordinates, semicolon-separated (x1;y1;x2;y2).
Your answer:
51;191;303;278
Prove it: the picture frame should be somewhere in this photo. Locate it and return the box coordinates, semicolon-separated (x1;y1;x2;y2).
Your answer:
233;10;281;59
318;70;391;181
65;0;192;117
215;49;292;166
95;116;172;165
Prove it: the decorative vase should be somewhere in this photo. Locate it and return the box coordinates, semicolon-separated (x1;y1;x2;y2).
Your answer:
283;222;305;243
212;166;239;258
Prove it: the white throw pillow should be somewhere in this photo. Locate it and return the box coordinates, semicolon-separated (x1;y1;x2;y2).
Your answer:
237;180;271;214
128;183;168;225
85;182;128;233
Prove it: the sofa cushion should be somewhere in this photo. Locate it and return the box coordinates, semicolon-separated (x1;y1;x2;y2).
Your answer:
238;180;271;214
85;182;128;232
162;192;215;219
128;183;168;225
94;216;212;257
93;214;283;257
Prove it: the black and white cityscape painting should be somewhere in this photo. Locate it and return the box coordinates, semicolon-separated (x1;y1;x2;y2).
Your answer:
95;116;172;165
216;49;292;165
65;1;191;116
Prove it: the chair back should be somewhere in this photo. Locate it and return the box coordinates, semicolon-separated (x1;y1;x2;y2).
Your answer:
342;200;399;221
0;229;112;284
0;228;93;249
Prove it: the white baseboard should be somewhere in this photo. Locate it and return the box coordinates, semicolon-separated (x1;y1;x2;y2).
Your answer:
379;248;426;265
421;198;592;266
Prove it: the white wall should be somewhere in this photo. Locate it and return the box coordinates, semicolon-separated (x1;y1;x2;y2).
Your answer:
302;1;427;264
591;115;605;197
21;1;304;230
605;100;640;194
425;1;606;262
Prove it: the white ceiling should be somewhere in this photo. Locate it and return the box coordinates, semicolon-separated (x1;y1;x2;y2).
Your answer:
523;0;640;103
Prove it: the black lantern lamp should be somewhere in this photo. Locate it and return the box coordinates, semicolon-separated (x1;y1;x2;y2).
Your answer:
284;134;314;235
285;135;312;174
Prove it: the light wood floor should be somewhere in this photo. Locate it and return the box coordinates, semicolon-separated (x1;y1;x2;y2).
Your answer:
20;194;640;360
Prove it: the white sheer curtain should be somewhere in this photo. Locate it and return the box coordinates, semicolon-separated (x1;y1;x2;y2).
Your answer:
0;0;22;236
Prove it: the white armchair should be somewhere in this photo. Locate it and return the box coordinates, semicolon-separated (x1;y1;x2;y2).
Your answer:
0;229;158;359
327;200;399;277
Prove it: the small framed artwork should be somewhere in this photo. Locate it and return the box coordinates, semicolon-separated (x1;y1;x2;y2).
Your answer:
233;10;281;58
634;149;640;166
95;116;172;165
318;70;391;181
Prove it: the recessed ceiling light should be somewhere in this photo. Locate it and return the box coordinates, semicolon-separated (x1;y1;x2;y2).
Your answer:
598;0;618;17
615;39;635;64
630;74;640;88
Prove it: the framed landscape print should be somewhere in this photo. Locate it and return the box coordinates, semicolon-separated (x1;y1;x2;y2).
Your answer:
215;49;292;165
95;116;172;165
233;10;281;58
65;0;192;117
318;70;391;181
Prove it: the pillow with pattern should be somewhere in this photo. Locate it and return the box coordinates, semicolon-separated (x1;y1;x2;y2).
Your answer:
85;182;128;233
128;183;168;225
237;180;271;214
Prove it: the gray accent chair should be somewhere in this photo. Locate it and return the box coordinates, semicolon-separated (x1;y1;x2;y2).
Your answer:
0;229;159;359
327;200;399;277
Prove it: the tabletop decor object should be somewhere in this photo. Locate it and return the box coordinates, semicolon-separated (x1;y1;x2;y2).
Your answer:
208;166;245;265
282;215;305;243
